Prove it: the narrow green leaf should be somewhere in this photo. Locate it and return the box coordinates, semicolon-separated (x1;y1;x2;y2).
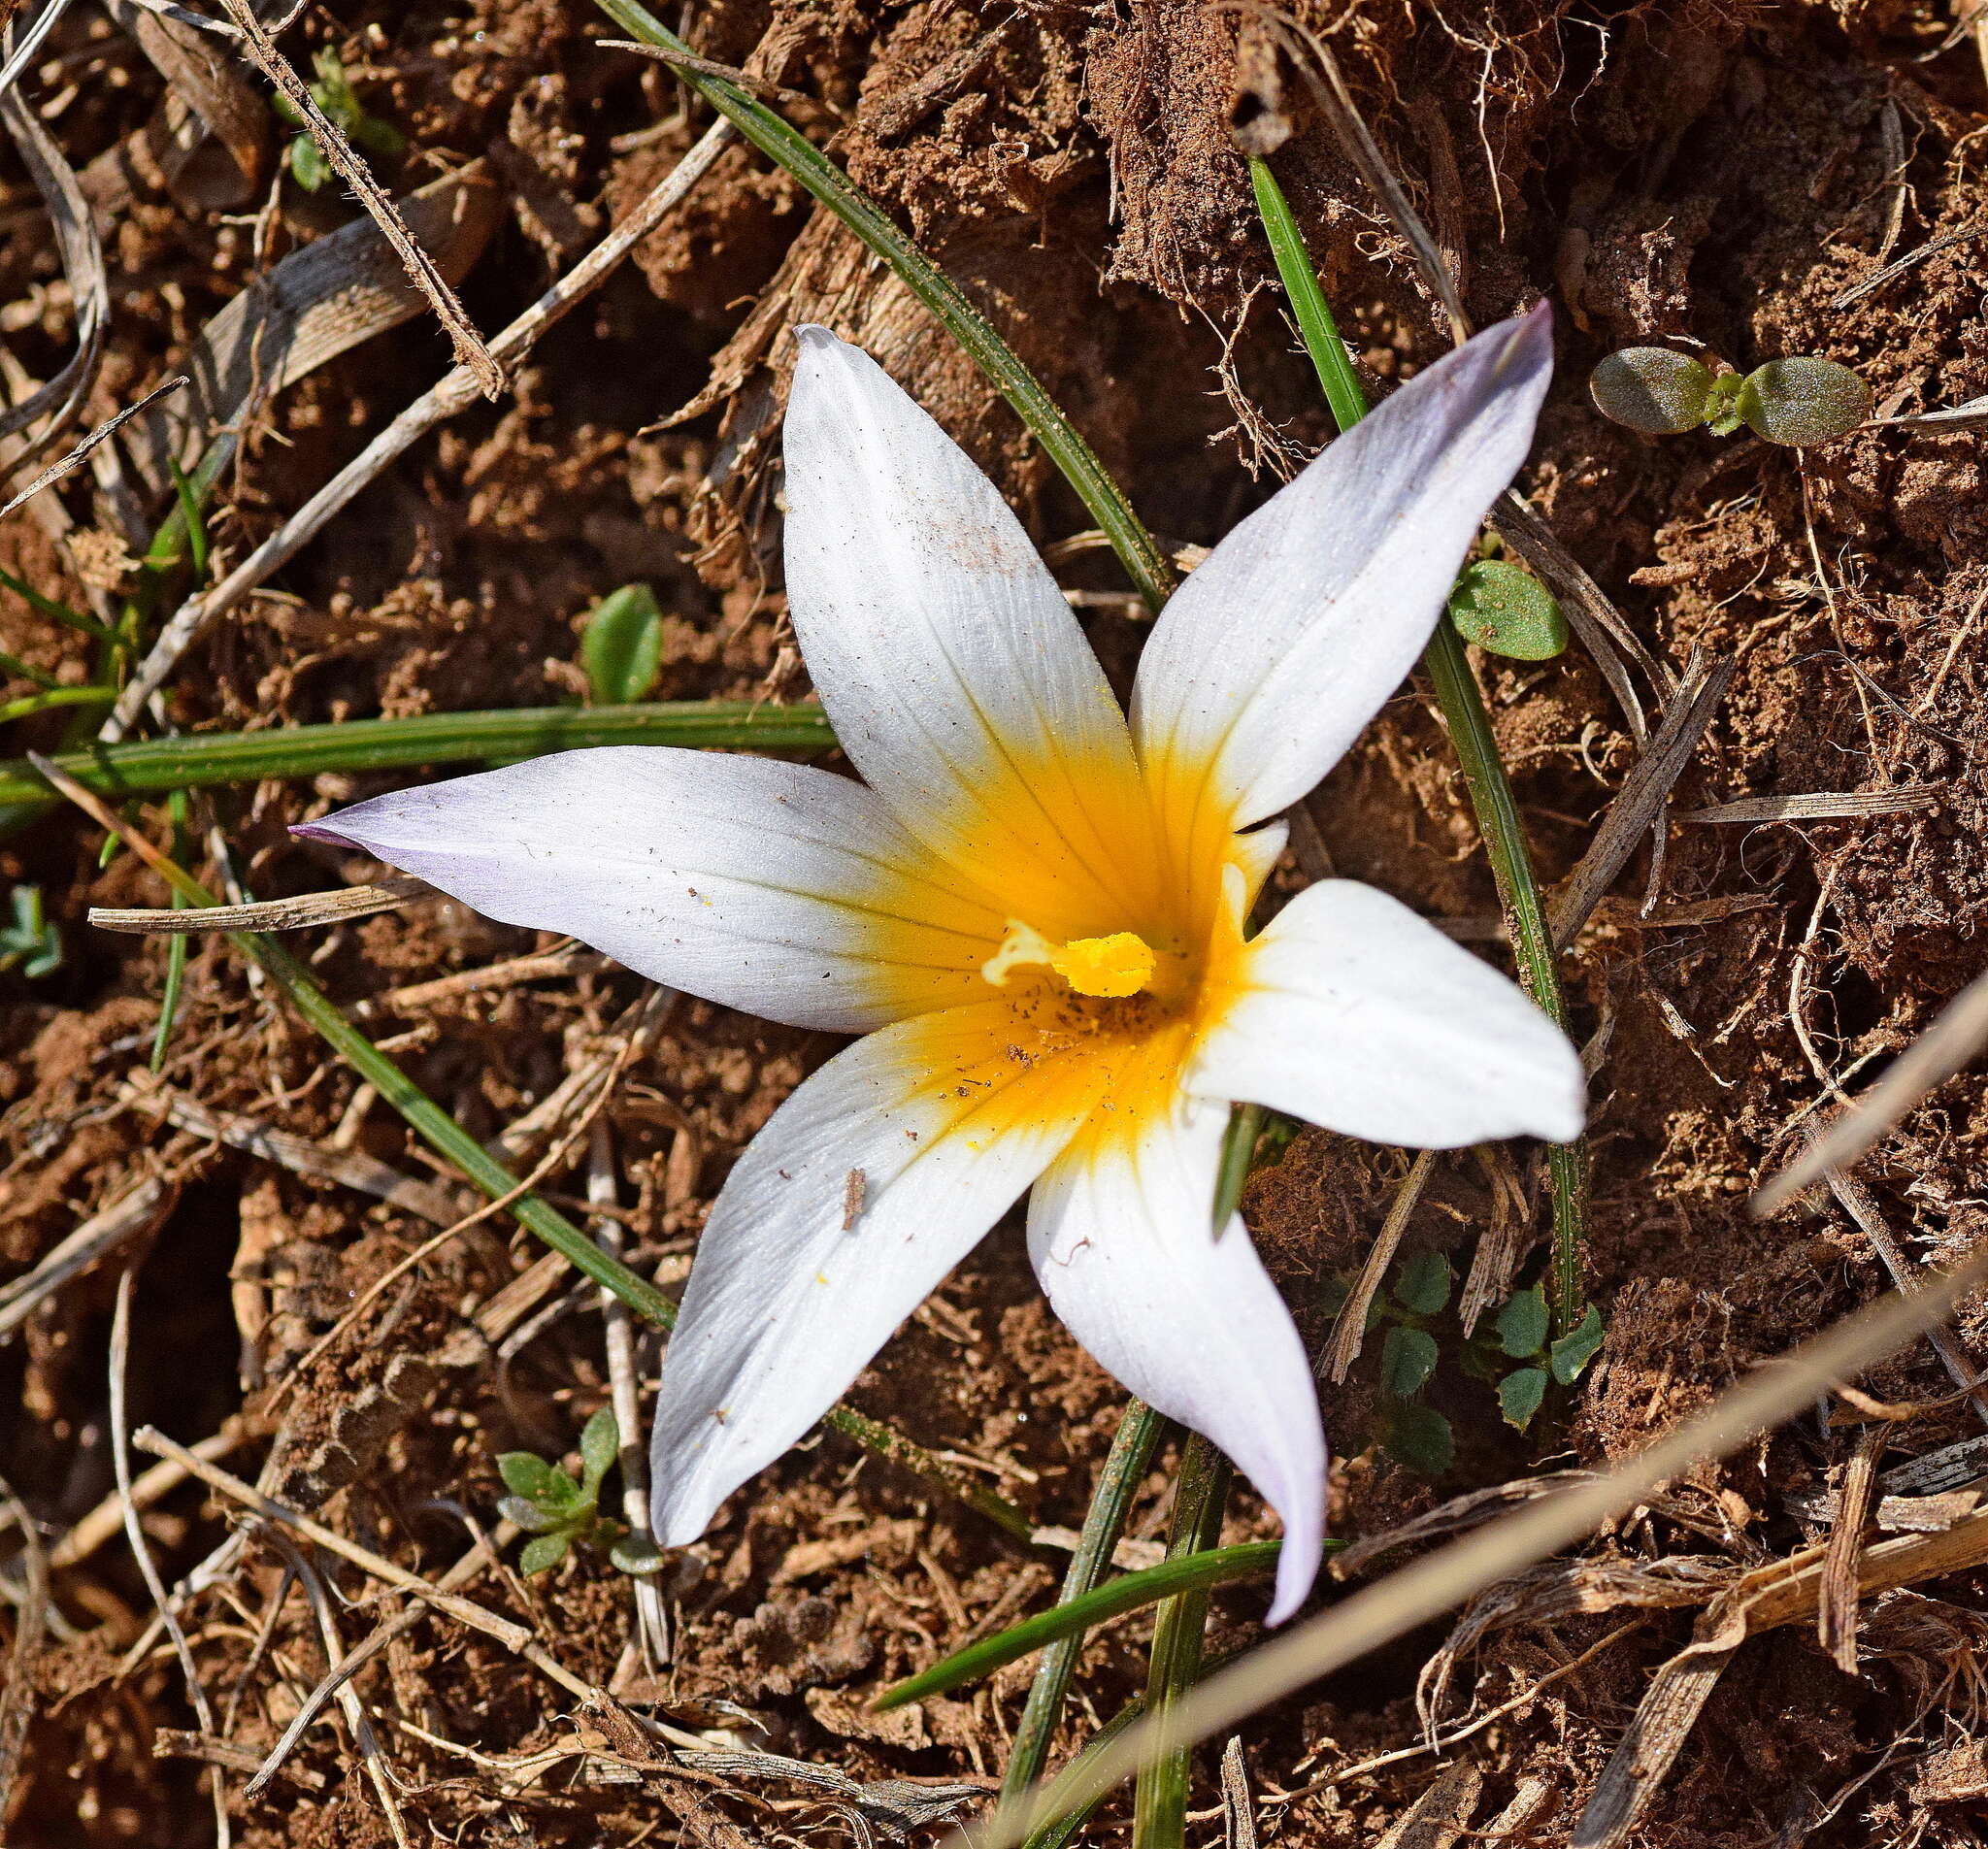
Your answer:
167;458;209;583
1495;1285;1550;1359
0;700;836;810
518;1532;572;1576
1001;1402;1168;1805
1383;1403;1454;1476
1498;1366;1549;1432
289;133;332;191
0;565;114;643
1391;1249;1451;1317
0;686;117;726
1548;1304;1606;1385
1379;1325;1440;1400
580;1405;619;1488
581;585;667;704
876;1540;1280;1712
0;652;57;690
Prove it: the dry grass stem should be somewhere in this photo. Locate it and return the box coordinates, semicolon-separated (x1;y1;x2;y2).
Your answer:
112;1271;231;1848
122;1077;464;1225
0;376;184;520
0;1174;178;1339
1323;1149;1438;1382
91;875;430;934
1681;785;1942;824
214;0;497;394
1550;652;1734;949
373;945;613;1012
47;1424;251;1570
1755;971;1988;1213
1818;1425;1886;1671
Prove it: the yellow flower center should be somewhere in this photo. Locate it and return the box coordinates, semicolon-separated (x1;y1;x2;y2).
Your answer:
980;920;1158;998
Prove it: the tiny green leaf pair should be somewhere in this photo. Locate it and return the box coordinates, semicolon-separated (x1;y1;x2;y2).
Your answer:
580;585;668;705
495;1407;665;1578
1591;347;1871;446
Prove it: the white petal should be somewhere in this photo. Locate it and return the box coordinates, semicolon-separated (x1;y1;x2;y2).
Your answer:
1028;1095;1326;1623
650;1001;1099;1543
1191;879;1585;1147
1132;308;1555;839
783;328;1162;929
296;747;1005;1033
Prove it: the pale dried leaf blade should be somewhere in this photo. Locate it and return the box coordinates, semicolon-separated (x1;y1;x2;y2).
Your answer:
1550;653;1735;949
0;376;186;522
1681;785;1941;825
90;874;430;933
121;166;502;494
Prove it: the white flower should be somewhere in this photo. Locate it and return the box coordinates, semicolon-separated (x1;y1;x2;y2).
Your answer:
298;307;1580;1622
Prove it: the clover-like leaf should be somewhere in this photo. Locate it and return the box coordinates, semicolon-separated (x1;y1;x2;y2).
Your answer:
497;1451;582;1511
580;1406;619;1491
1549;1304;1606;1385
1391;1249;1452;1318
1589;347;1713;436
1498;1365;1549;1432
581;585;667;705
288;134;332;192
1447;559;1567;661
1737;357;1871;446
1383;1403;1455;1476
518;1532;572;1577
1494;1285;1550;1360
1380;1325;1440;1399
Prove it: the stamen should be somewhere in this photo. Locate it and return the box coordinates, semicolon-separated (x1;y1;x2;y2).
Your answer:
1051;933;1155;999
980;920;1156;999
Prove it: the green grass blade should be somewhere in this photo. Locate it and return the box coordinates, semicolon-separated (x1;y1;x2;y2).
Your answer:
149;790;191;1073
1132;1437;1231;1849
0;652;57;690
0;700;837;809
167;458;210;583
1248;156;1591;1336
0;687;116;725
0;565;114;643
1022;1697;1147;1849
998;1402;1168;1802
878;1539;1276;1712
593;0;1174;616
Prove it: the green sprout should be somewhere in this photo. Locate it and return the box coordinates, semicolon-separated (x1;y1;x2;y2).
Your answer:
0;885;61;979
580;584;667;705
494;1407;664;1577
1590;347;1871;446
274;48;405;191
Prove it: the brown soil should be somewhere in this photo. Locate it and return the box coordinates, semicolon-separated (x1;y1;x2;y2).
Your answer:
6;0;1988;1843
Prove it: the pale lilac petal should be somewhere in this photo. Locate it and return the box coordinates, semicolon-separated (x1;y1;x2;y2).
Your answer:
650;1001;1103;1543
296;747;1005;1033
1191;879;1585;1147
1028;1095;1326;1623
1132;308;1555;840
783;328;1163;930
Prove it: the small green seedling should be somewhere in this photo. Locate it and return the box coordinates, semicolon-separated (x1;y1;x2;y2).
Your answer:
1472;1283;1605;1433
495;1407;664;1577
1447;558;1568;661
1318;1250;1458;1475
0;886;61;978
1591;347;1871;446
274;49;405;191
580;584;667;705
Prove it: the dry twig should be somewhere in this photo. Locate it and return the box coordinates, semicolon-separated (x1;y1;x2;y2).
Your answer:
92;875;430;934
